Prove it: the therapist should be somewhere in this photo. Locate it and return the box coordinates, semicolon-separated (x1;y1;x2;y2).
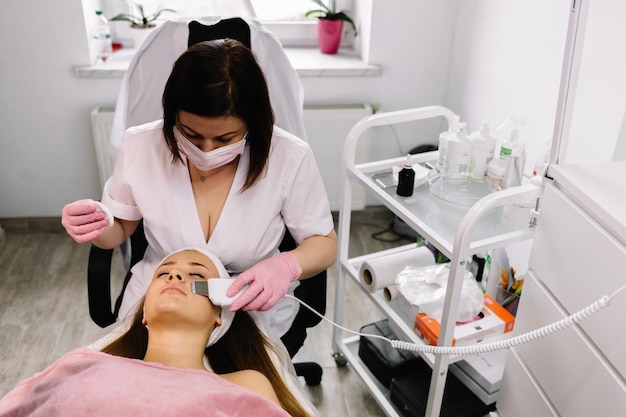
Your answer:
61;39;337;338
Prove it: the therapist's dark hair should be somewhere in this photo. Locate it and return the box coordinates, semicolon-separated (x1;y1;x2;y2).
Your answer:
161;39;275;191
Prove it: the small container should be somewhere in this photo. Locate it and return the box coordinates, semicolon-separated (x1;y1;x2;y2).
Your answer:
532;135;552;177
485;158;508;191
396;154;415;197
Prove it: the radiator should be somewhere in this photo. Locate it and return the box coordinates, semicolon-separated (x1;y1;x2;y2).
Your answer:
304;103;373;211
90;106;116;190
90;103;373;210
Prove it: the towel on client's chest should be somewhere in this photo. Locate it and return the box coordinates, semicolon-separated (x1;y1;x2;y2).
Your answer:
0;348;289;417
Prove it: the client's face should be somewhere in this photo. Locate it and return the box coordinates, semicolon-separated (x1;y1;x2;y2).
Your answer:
144;250;221;328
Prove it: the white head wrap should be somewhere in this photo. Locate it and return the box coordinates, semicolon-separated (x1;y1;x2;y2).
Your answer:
157;247;234;347
87;247;321;417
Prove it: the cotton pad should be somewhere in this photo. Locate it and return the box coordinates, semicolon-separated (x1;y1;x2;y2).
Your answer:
92;201;114;227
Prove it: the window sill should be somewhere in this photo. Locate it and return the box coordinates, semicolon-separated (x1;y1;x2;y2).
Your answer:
74;46;381;79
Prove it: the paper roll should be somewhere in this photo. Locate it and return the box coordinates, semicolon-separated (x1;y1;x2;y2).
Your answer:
383;285;398;301
360;246;435;292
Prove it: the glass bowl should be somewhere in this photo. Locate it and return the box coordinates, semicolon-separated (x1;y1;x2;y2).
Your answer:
426;170;494;208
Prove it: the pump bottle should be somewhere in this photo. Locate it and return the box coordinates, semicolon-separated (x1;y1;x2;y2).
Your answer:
396;154;415;197
445;122;472;179
436;115;460;173
497;117;526;183
468;122;496;181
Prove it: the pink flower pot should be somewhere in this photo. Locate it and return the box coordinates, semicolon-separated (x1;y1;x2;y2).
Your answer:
317;19;344;54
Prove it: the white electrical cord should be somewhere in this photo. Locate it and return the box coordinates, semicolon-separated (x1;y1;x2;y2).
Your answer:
286;283;626;356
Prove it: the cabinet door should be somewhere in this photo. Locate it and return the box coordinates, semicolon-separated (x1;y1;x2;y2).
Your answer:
509;273;626;417
529;183;626;374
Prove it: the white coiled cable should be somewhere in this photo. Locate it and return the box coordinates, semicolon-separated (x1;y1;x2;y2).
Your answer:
287;284;625;356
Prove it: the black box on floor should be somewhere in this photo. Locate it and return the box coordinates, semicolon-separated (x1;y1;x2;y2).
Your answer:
358;319;426;388
390;367;496;417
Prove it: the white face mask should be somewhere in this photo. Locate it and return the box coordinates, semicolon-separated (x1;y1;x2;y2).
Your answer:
174;127;247;171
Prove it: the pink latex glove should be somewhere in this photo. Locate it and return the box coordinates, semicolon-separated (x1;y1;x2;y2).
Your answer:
61;199;113;243
228;252;302;312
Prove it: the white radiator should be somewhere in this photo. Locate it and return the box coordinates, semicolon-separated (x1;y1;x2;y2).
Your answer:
304;103;373;211
90;106;116;190
90;103;373;210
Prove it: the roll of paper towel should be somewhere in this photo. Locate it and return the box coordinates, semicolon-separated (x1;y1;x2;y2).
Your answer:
383;285;398;301
360;246;436;292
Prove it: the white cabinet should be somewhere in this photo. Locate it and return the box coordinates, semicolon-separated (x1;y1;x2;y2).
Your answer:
331;105;543;417
497;162;626;417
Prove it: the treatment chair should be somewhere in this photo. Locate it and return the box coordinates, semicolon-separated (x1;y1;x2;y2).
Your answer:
108;16;307;157
87;224;326;386
88;17;324;385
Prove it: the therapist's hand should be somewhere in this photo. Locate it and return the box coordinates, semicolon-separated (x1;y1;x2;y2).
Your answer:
228;252;302;312
61;199;111;243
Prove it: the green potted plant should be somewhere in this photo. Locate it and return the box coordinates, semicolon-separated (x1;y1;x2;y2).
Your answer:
305;0;357;54
109;0;175;28
109;0;175;48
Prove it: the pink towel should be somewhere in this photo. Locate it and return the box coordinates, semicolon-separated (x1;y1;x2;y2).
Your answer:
0;348;290;417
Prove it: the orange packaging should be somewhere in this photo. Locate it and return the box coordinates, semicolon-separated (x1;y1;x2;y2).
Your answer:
414;294;515;346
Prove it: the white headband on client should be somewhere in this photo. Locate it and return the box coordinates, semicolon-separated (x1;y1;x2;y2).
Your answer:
157;247;235;347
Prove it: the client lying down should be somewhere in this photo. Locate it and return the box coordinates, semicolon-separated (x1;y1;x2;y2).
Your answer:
0;248;317;417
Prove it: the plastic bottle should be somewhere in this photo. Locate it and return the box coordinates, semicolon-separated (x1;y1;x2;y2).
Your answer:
503;153;521;188
436;115;460;173
444;122;472;179
485;158;508;191
91;10;113;64
497;118;526;181
396;154;415;197
532;136;552;177
468;122;496;181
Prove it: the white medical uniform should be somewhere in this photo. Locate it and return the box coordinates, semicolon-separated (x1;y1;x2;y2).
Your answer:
102;120;334;336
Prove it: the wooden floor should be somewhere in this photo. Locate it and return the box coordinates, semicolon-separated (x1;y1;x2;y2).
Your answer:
0;209;413;416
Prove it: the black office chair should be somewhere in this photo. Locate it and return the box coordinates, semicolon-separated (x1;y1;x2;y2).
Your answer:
87;223;326;386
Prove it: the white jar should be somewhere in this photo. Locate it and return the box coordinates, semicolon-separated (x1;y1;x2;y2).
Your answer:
485;158;508;191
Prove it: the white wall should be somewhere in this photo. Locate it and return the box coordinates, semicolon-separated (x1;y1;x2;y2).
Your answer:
0;1;121;218
0;0;574;218
445;0;571;176
562;0;626;164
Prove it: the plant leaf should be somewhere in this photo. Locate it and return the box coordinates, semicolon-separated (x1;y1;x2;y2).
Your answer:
309;0;332;14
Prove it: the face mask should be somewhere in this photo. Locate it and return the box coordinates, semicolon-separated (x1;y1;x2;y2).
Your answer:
174;127;247;171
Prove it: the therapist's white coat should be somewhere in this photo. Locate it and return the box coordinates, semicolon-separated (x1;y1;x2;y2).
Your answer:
102;120;334;336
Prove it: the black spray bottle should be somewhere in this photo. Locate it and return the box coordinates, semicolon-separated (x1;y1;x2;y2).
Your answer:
396;154;415;197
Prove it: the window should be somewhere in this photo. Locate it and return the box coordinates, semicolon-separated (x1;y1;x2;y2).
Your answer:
105;0;354;47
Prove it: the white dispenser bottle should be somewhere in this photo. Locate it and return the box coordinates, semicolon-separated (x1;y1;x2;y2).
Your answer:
468;122;496;181
436;115;460;173
445;122;472;179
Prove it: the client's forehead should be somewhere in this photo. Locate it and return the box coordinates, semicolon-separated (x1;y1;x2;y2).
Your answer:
162;251;219;276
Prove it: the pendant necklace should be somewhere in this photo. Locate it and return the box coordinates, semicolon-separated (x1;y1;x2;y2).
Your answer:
192;164;206;182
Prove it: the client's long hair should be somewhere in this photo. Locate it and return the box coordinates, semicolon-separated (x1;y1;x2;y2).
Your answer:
102;301;310;417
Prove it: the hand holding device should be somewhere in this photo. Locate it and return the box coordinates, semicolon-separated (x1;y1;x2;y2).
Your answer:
61;199;113;243
228;252;302;312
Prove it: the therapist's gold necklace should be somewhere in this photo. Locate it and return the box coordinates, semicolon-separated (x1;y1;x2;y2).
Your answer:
190;160;238;183
191;164;207;182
